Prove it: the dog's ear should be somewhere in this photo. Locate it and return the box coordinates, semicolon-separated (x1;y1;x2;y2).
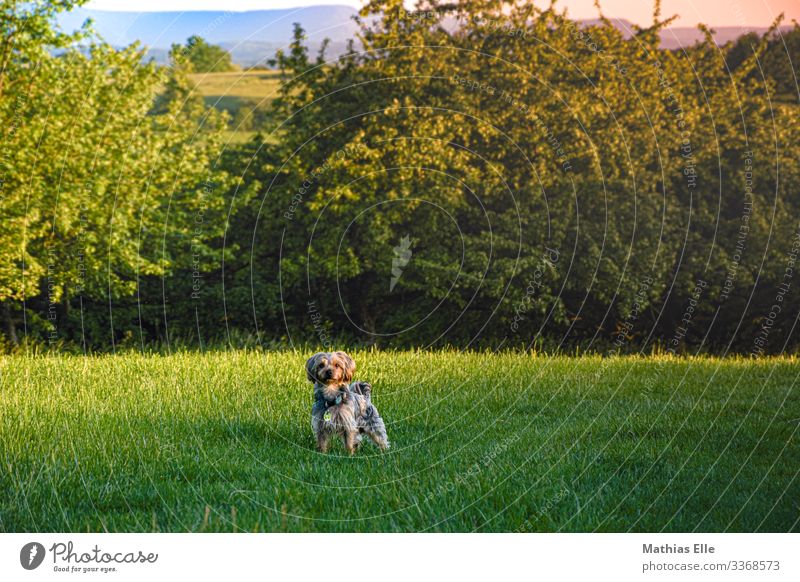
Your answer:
336;351;355;383
305;352;325;383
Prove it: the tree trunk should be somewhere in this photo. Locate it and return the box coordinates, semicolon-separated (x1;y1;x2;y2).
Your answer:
2;303;19;345
360;300;377;345
62;283;70;317
0;33;15;101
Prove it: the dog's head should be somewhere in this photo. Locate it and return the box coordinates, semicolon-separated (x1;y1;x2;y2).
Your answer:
305;351;355;386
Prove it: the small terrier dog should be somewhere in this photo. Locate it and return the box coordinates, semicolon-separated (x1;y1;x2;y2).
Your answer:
306;351;389;454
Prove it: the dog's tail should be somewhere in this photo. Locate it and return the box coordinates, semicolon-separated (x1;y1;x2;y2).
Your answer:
349;381;372;402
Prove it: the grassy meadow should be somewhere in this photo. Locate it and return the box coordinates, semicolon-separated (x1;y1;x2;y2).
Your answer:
189;70;282;143
0;351;797;532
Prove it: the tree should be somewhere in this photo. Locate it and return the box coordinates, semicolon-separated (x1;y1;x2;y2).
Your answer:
225;2;800;352
0;0;90;342
170;35;236;73
4;0;800;353
725;23;800;99
0;1;231;347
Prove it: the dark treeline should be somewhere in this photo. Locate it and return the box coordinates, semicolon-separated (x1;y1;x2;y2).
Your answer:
2;0;800;354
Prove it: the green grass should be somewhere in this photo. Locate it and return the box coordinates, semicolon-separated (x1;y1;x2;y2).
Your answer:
1;351;798;532
189;70;283;101
188;71;283;144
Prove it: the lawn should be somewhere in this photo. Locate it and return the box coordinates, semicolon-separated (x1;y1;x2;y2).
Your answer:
0;351;797;532
187;70;284;144
189;70;283;101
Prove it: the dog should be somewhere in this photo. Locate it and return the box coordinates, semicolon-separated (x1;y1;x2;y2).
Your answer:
306;351;390;454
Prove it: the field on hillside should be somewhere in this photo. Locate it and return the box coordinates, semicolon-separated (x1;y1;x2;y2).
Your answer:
189;70;283;143
0;352;798;532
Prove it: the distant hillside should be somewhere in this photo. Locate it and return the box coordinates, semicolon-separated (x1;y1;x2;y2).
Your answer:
57;6;789;66
57;5;360;66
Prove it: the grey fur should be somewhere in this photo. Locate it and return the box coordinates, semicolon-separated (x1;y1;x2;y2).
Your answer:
306;352;390;454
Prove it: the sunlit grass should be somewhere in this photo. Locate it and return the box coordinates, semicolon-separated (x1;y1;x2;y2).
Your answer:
0;351;797;532
188;70;283;144
189;70;283;100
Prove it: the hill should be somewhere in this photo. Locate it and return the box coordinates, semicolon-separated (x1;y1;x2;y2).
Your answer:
57;5;360;65
57;6;791;67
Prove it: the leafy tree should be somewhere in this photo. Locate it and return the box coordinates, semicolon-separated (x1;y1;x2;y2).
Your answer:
725;23;800;99
170;35;236;73
224;1;800;352
4;0;800;353
0;0;90;342
0;1;231;347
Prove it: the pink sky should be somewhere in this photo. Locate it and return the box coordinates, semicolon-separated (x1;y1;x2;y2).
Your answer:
85;1;800;27
551;0;800;27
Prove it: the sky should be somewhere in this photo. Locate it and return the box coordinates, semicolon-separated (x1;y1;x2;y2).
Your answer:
84;0;800;27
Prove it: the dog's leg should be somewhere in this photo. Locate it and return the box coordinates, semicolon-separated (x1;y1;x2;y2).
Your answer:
364;408;390;450
312;401;330;453
344;430;359;455
366;429;390;450
317;430;331;453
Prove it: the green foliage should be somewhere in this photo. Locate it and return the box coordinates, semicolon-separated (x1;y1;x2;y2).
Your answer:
0;1;231;346
170;35;237;73
2;1;800;353
726;24;800;99
0;0;88;310
221;2;800;351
